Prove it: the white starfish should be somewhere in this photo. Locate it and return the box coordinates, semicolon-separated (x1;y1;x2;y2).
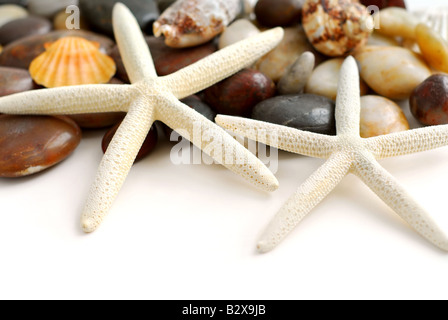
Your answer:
216;56;448;253
0;3;282;232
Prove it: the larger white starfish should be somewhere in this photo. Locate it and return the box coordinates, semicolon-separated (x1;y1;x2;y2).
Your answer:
0;3;282;232
217;56;448;253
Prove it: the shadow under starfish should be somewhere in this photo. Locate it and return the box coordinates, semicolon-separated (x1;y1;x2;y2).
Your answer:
217;56;448;253
0;3;283;232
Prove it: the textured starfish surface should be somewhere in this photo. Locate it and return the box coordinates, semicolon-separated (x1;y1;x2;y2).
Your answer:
0;3;282;232
217;56;448;253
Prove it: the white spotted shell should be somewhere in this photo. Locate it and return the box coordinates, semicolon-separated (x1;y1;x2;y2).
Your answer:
302;0;373;56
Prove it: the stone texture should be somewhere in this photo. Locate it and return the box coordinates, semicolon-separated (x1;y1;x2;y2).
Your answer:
0;16;52;46
0;30;114;69
376;7;418;40
252;93;336;135
0;66;36;97
218;19;260;49
416;23;448;73
203;69;276;117
79;0;159;36
410;74;448;126
360;95;409;138
0;4;28;28
253;26;323;82
27;0;79;18
0;115;81;177
277;51;314;95
355;46;432;100
254;0;304;27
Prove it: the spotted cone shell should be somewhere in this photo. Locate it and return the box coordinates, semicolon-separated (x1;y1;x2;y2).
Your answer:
29;36;116;87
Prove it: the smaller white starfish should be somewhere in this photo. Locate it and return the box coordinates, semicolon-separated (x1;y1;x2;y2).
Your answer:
0;3;282;232
217;56;448;253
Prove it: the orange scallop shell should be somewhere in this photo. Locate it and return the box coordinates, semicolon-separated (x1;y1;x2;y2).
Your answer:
29;36;116;87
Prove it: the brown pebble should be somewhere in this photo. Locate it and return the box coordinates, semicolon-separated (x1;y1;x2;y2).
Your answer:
0;66;36;97
0;115;81;177
255;0;304;27
0;16;52;46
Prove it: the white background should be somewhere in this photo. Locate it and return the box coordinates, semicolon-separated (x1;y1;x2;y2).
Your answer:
1;0;448;300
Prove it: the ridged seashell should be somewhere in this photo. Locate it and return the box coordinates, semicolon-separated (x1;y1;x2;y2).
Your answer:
413;7;448;41
29;36;116;88
302;0;373;57
153;0;242;48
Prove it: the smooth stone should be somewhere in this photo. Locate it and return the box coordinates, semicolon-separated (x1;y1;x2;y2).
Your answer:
375;7;418;40
155;0;176;12
0;16;52;46
27;0;78;18
305;58;368;101
0;30;114;69
102;121;158;163
0;66;35;97
218;19;260;49
254;0;304;27
253;26;323;83
252;94;336;135
355;46;432;100
0;115;81;177
203;69;276;117
0;4;28;28
277;51;314;95
360;95;409;138
111;36;216;82
53;9;89;30
79;0;159;36
366;31;399;47
416;23;448;73
360;0;406;9
410;74;448;126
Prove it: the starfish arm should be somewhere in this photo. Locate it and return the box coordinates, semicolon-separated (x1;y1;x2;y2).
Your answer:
257;152;352;253
157;94;279;192
354;152;448;251
113;3;157;82
159;27;284;99
81;95;154;232
364;125;448;159
335;56;361;136
0;84;132;114
216;115;337;159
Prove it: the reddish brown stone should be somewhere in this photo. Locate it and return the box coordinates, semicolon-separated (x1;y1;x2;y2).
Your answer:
255;0;304;27
0;66;36;97
0;30;115;69
359;0;406;9
0;115;82;177
203;69;276;117
111;36;216;83
0;16;52;46
102;122;158;163
410;74;448;125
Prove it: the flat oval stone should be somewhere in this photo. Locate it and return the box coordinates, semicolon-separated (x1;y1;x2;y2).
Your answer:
0;30;114;69
252;94;336;135
366;31;399;47
203;69;276;117
253;26;323;82
0;4;28;28
255;0;304;27
355;46;432;100
0;66;35;97
27;0;79;18
376;7;418;40
416;23;448;73
360;95;409;138
79;0;159;36
0;115;81;177
218;19;260;49
0;16;52;46
305;58;368;101
102;122;158;163
410;74;448;126
111;36;216;82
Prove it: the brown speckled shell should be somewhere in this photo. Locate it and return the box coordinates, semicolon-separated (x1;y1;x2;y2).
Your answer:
302;0;373;56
